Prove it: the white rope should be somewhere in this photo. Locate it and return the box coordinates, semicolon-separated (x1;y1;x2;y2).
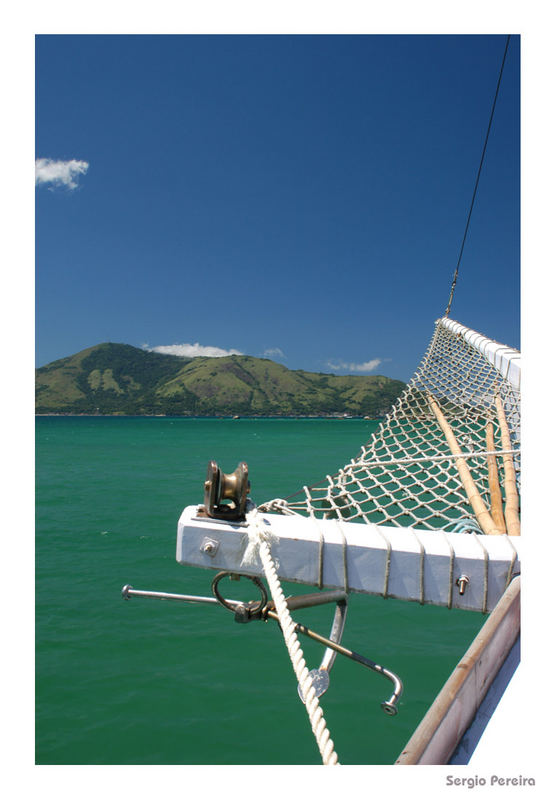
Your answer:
245;507;340;766
348;448;520;469
258;498;298;515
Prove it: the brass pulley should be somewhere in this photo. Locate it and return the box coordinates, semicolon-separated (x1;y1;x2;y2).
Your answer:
203;460;250;521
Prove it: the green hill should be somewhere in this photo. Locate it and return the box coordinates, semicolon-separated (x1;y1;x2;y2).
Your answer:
36;343;405;416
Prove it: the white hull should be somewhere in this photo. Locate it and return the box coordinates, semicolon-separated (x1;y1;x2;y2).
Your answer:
396;576;520;764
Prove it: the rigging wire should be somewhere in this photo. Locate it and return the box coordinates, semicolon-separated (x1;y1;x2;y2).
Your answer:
444;34;512;317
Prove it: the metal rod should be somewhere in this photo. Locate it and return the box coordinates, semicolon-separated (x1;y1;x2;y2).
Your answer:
284;590;347;611
318;598;347;674
296;597;348;703
122;583;401;713
266;609;403;714
121;585;242;608
123;584;348;612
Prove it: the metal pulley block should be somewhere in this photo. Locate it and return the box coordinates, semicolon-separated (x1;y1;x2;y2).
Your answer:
202;460;250;521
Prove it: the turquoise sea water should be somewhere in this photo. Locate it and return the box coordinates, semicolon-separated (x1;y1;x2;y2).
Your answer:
36;416;485;765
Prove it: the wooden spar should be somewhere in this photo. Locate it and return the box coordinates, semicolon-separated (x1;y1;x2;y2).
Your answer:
427;395;502;536
486;421;506;533
495;395;521;536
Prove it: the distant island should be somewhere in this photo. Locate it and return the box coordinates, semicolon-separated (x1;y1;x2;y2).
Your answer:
35;343;405;417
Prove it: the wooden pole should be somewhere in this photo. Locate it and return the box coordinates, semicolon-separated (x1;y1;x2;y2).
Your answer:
486;421;507;533
495;395;521;536
427;395;502;536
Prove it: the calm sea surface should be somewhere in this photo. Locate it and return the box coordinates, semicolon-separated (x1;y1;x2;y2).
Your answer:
36;416;485;765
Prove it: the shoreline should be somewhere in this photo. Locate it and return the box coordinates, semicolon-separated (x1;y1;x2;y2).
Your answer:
35;413;380;420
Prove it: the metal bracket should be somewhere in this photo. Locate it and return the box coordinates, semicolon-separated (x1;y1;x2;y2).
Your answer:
296;595;347;702
122;577;403;715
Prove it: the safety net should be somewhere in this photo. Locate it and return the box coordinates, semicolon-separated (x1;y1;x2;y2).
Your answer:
260;318;521;534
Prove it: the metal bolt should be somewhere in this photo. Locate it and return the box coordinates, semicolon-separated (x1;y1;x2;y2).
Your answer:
456;575;470;595
200;537;219;557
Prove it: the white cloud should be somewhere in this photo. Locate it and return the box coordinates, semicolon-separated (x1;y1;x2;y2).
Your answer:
35;158;89;190
146;342;243;358
263;347;285;359
326;358;382;373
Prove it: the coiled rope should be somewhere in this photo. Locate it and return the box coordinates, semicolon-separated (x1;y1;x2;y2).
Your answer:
245;507;340;765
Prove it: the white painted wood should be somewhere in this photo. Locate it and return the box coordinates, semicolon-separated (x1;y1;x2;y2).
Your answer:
176;506;521;612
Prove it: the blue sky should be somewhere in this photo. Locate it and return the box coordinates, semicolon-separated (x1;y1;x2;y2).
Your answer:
35;34;520;380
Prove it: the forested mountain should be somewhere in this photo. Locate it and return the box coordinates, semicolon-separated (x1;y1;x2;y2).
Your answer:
36;343;405;416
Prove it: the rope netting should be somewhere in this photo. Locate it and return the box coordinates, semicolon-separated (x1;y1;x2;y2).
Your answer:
260;318;520;534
